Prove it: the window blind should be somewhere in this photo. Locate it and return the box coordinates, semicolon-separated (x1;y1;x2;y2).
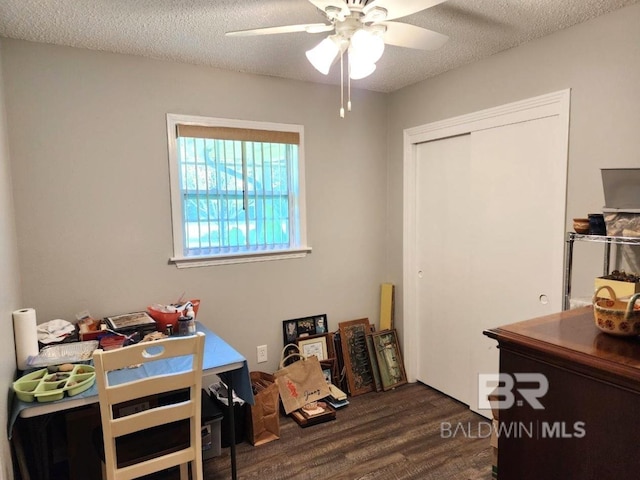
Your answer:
176;124;299;145
175;123;299;255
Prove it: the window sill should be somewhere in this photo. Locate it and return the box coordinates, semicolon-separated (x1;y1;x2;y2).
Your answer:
170;247;312;268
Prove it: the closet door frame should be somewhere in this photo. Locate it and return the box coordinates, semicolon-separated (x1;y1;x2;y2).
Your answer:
402;89;571;382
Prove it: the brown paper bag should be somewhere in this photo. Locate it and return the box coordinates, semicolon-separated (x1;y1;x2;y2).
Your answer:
246;371;280;446
274;345;331;414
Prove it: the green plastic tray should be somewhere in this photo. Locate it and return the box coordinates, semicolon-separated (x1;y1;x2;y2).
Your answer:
13;364;96;403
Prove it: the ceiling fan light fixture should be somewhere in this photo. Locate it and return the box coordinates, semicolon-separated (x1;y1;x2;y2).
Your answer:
362;6;388;23
350;28;385;65
348;50;376;80
305;36;340;75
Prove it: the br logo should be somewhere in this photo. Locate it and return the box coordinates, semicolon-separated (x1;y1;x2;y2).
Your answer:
478;373;549;410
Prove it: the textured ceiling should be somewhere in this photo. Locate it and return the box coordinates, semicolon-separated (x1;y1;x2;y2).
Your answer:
0;0;638;93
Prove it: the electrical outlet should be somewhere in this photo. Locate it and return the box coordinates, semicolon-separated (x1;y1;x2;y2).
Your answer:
257;345;268;363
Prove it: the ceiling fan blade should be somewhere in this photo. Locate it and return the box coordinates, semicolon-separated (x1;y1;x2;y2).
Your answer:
307;0;350;18
365;0;448;21
226;23;334;37
381;22;448;50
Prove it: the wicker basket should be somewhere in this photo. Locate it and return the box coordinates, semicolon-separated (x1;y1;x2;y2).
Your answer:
592;286;640;336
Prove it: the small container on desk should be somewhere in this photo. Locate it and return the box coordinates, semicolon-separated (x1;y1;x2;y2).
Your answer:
178;313;196;336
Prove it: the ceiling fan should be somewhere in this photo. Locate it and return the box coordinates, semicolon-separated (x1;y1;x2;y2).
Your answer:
226;0;449;117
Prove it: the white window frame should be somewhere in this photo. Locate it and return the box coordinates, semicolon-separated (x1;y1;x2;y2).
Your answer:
166;113;311;268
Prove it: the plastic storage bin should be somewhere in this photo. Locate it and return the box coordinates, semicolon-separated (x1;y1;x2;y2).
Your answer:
201;389;223;459
601;168;640;237
209;382;246;447
603;208;640;237
601;168;640;209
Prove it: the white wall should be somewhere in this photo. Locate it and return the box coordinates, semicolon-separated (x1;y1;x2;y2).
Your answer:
387;2;640;333
1;40;388;377
0;38;23;480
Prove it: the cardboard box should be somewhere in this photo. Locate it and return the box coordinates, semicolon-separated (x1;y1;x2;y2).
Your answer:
594;276;640;300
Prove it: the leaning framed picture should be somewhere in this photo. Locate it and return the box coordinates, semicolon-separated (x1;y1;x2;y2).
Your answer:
365;333;383;392
319;357;339;387
282;314;329;345
338;318;375;396
297;334;329;361
370;329;407;391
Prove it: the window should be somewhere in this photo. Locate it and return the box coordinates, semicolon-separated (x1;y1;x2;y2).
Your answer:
166;114;310;267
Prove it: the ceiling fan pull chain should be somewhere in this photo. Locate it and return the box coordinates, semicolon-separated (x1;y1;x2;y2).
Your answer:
347;52;352;112
339;50;345;118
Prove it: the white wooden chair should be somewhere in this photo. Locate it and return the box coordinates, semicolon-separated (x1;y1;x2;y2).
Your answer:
93;332;205;480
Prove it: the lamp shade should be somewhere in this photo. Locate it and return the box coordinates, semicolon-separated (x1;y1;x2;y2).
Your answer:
350;28;385;64
349;50;376;80
306;36;340;75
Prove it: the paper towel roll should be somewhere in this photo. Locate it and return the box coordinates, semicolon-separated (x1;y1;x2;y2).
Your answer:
13;308;39;370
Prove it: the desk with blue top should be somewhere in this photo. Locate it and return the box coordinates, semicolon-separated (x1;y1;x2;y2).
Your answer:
10;323;253;480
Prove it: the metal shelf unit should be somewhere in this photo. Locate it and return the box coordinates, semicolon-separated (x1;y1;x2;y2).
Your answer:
563;232;640;310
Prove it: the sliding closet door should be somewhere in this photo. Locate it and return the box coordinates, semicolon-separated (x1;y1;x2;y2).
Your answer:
466;117;566;415
415;116;566;416
415;134;472;403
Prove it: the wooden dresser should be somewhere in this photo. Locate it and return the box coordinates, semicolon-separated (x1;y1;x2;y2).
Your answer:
484;306;640;479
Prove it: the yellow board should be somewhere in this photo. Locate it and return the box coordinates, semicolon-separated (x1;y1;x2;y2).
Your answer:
380;283;395;331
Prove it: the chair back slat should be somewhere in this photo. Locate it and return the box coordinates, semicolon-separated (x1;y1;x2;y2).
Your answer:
97;338;202;372
119;449;194;479
110;401;194;437
105;372;198;406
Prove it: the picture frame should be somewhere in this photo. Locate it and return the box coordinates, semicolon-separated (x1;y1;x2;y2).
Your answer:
104;311;155;332
282;319;298;345
365;333;383;392
281;344;300;366
296;317;316;337
297;334;328;361
330;331;348;392
314;314;328;334
290;402;336;428
338;318;375;396
370;329;407;391
320;357;339;386
282;314;329;345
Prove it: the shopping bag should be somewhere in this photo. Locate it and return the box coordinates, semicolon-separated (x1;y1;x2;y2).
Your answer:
274;344;331;414
246;371;280;446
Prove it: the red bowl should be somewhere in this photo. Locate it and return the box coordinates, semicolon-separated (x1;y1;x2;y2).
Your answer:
147;299;200;333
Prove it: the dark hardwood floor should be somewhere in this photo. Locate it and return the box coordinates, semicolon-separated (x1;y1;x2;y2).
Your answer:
204;382;492;480
23;383;492;480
